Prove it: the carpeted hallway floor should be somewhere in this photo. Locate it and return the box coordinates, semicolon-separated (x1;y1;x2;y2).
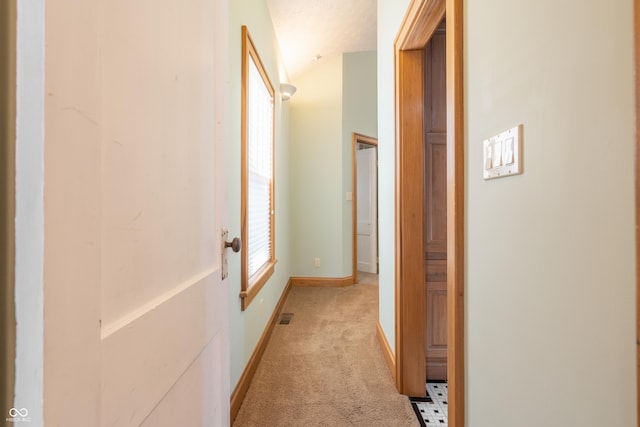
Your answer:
233;272;419;427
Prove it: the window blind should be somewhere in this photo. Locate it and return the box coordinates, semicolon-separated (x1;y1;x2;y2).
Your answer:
247;56;273;280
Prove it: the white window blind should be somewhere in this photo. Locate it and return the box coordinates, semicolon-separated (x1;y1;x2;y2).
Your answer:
247;56;273;280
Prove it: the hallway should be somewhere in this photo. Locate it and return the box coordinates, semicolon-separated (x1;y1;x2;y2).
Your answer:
233;273;418;426
4;0;636;425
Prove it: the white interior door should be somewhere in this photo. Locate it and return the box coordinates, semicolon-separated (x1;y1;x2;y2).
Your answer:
43;0;231;426
99;2;231;425
356;147;378;274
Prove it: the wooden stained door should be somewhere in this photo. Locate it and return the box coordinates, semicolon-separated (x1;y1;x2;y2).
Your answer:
424;21;448;381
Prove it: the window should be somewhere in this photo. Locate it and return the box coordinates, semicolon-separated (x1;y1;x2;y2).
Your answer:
240;26;275;310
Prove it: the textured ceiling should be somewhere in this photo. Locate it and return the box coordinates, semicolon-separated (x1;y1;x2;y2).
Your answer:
266;0;377;81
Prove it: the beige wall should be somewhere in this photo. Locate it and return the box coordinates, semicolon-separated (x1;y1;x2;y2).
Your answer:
377;0;412;358
342;51;378;274
290;55;345;277
378;0;636;425
465;0;636;424
290;51;378;279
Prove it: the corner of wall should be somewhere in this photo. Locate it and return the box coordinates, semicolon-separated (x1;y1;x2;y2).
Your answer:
376;0;412;360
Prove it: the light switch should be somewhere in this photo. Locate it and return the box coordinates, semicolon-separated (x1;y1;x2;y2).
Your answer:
483;124;523;180
492;140;502;168
484;144;493;170
503;137;514;165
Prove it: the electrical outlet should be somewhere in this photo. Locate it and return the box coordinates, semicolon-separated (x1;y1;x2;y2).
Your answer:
314;257;320;268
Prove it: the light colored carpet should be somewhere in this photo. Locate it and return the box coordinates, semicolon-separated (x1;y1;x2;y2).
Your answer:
233;272;419;427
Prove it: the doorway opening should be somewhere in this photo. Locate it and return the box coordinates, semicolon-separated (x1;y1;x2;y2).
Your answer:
423;18;447;382
394;0;464;426
352;133;378;285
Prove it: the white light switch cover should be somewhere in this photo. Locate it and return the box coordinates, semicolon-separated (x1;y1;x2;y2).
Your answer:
483;124;523;180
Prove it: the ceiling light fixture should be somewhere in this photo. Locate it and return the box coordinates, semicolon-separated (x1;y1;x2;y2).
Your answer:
280;83;297;101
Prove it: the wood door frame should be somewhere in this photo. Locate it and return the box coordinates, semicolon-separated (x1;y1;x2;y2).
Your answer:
394;0;464;426
352;132;378;284
1;0;16;416
635;0;639;423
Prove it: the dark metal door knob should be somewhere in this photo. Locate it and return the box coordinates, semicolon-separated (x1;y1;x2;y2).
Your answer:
224;237;241;253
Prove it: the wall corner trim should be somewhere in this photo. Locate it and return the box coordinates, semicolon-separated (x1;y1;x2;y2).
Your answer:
230;278;293;423
376;322;396;383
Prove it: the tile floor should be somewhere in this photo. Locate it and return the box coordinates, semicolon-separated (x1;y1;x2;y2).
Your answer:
410;382;448;426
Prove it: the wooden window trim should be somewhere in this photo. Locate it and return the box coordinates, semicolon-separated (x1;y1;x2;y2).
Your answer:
240;26;276;311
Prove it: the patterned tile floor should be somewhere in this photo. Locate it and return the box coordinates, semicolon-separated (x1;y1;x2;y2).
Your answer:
410;382;448;426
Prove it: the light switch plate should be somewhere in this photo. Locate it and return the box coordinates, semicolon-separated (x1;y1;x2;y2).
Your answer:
483;124;523;180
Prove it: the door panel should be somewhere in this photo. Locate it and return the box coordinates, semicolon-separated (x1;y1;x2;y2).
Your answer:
424;24;448;381
43;0;230;425
426;281;447;378
98;1;229;424
101;271;224;425
140;336;225;427
425;133;447;253
357;147;378;274
426;33;447;133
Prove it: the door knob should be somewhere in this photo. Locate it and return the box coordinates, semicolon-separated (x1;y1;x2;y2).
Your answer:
225;237;241;253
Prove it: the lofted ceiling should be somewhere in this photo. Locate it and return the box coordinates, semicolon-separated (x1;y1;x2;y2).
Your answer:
266;0;377;81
